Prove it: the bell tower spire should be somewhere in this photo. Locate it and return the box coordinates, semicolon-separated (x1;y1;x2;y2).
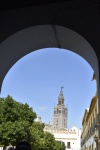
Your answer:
58;87;64;106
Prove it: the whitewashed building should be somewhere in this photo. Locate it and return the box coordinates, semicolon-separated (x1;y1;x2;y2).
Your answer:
44;126;81;150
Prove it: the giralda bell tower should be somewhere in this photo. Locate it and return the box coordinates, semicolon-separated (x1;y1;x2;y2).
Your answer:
53;87;68;129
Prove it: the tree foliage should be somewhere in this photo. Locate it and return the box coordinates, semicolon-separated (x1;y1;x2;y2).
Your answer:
54;140;66;150
0;95;36;146
30;123;66;150
0;95;66;150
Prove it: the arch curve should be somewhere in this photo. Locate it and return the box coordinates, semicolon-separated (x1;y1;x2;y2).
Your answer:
0;25;99;92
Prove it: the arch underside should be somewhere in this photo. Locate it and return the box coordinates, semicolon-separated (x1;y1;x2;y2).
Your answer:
0;25;99;92
0;1;100;93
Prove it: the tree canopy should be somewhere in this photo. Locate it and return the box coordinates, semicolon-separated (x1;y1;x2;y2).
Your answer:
0;95;37;146
0;95;66;150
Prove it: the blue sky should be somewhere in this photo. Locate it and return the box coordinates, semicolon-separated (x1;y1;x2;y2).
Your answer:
0;48;96;128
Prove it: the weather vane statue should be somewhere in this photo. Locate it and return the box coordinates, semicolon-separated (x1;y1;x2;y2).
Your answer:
61;86;64;90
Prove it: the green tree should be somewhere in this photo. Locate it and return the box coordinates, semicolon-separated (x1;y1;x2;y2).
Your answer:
42;131;56;150
30;122;66;150
54;140;66;150
29;121;45;149
0;95;66;150
0;95;36;148
30;128;56;150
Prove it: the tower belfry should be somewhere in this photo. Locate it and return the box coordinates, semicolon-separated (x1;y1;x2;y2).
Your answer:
53;87;68;129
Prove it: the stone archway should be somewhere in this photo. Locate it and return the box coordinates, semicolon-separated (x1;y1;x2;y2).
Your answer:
0;25;99;141
0;25;99;90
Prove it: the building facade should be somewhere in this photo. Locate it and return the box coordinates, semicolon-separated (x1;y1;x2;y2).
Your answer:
44;126;81;150
81;74;100;150
81;95;99;150
53;87;68;129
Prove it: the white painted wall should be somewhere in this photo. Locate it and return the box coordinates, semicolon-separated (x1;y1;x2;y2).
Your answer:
45;126;82;150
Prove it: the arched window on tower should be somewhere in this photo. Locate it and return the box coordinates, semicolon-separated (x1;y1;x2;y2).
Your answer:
54;110;56;114
62;99;64;104
59;101;61;105
59;109;61;113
